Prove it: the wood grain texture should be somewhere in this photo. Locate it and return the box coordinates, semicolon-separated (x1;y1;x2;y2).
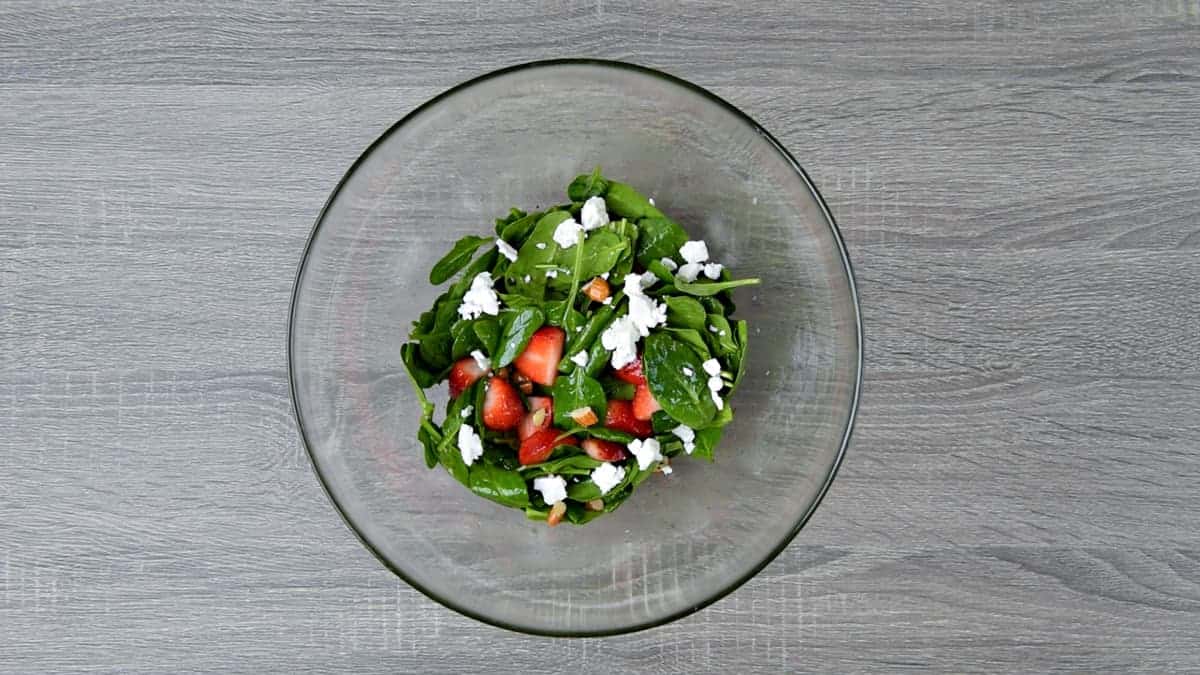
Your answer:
1;0;1198;672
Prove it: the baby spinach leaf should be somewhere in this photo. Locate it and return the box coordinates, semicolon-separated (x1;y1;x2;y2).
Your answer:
664;296;707;330
663;328;711;361
450;319;483;360
731;319;749;393
494;207;527;235
500;210;544;244
704;313;739;358
473;316;501;356
672;277;761;297
605;181;665;220
691;426;723;461
524;506;550;521
436;385;476;486
550;369;607;429
419;425;439;469
635;216;687;267
643;332;716;428
468;463;530;508
567;479;603;502
584;331;613;377
562;303;617;369
601;377;636;401
587;427;636;444
521;453;602;477
650;410;678;434
429;235;490;285
702;404;734;429
567;167;609;201
494;307;545;368
400;342;440;389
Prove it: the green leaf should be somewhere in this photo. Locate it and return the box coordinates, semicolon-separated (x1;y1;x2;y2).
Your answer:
663;328;711;361
500;210;544;244
601;377;636;401
468;463;530;508
691;426;723;461
664;296;707;331
587;427;636;444
650;410;678;433
494;207;527;234
503;211;571;296
566;167;610;202
436;382;478;486
731;319;749;393
524;506;550;521
702;404;734;429
419;425;439;469
450;319;483;361
704;313;739;358
521;453;602;477
567;479;603;502
400;342;440;389
494;307;545;368
672;277;761;297
642;332;716;428
473;317;501;356
635;216;687;267
605;181;665;220
429;235;490;285
550;368;608;429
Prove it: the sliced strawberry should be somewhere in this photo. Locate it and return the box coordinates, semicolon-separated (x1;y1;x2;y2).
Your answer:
632;384;661;421
582;438;627;462
604;399;653;437
518;428;578;466
518;396;553;441
513;326;565;387
448;357;486;398
482;377;523;431
614;357;645;385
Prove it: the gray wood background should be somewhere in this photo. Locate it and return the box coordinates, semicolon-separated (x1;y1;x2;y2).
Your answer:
2;1;1198;672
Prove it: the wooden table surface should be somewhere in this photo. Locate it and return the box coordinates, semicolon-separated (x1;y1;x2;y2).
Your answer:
3;1;1198;672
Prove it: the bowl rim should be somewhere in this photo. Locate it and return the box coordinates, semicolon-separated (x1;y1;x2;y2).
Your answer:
287;57;864;638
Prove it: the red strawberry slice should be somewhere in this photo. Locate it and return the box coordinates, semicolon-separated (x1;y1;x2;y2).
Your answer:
513;327;564;387
448;356;487;398
604;399;653;437
632;384;661;421
482;377;523;431
614;356;645;385
518;427;578;466
518;396;553;441
582;438;627;462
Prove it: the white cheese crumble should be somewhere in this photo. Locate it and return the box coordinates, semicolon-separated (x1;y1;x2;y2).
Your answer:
600;315;640;369
545;269;558;278
707;376;723;391
602;296;613;305
535;242;547;250
628;438;663;471
533;475;568;505
682;366;694;377
671;425;696;454
623;272;667;336
580;196;610;231
703;262;723;280
702;358;721;376
676;262;703;283
710;388;724;410
590;462;626;495
471;349;491;372
458;424;484;466
648;197;656;206
496;238;519;262
523;274;532;283
680;240;709;264
659;257;678;272
552;216;583;249
708;325;720;334
601;272;610;280
457;272;500;320
460;405;473;418
570;351;589;368
661;465;673;475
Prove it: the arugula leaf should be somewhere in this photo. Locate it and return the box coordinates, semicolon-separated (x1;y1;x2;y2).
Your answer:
493;307;545;368
605;181;665;220
550;368;607;429
664;296;707;330
704;313;739;358
429;235;490;285
635;216;687;267
567;167;610;201
672;277;761;297
468;462;530;508
643;332;716;428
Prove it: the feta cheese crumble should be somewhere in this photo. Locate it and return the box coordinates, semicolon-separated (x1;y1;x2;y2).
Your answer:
659;257;678;272
570;351;589;368
671;425;696;454
623;272;667;336
590;462;626;495
703;262;723;280
710;388;724;410
535;242;547;250
648;197;656;206
552;216;583;249
661;465;673;476
600;315;640;369
460;405;473;418
676;262;703;283
457;272;500;320
708;325;720;334
533;475;568;505
680;240;709;264
580;196;610;231
628;438;663;471
471;349;491;372
523;274;532;283
458;424;484;466
602;296;613;305
702;358;721;376
545;269;558;278
682;366;694;377
496;238;519;262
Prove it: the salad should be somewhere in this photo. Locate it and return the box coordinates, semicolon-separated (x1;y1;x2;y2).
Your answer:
400;169;759;526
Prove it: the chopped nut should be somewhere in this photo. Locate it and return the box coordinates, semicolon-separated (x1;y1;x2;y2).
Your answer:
530;409;547;427
569;406;599;427
585;499;605;512
512;371;533;394
495;366;510;379
547;501;567;527
582;277;611;302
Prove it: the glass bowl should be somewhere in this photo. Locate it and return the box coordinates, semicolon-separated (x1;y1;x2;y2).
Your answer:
288;59;861;636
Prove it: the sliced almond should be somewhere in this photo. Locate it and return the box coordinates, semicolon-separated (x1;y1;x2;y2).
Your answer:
582;277;611;303
530;408;547;427
585;499;604;512
569;406;599;427
547;501;567;527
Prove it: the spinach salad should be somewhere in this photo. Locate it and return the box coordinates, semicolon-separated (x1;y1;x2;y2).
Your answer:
401;170;759;526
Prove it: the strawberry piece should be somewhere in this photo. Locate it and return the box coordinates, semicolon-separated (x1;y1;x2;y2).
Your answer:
632;384;661;421
481;377;523;431
582;438;627;462
448;357;487;398
604;399;653;437
518;396;553;441
614;357;645;385
513;327;565;387
518;428;578;466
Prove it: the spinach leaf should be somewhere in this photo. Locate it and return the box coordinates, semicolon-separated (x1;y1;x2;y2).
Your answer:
691;426;723;461
429;235;490;285
568;461;640;502
564;229;627;290
601;377;636;401
550;368;607;429
609;219;639;280
400;342;440;389
419;425;439;469
521;453;602;477
562;302;617;370
473;317;501;356
643;332;716;428
635;216;687;267
672;277;761;297
663;327;711;361
500;210;544;244
450;319;483;360
494;207;527;235
493;307;545;368
436;381;478;486
664;296;707;330
567;479;603;502
402;342;444;469
567;167;609;201
731;319;749;393
468;463;530;508
650;410;678;433
605;181;665;220
525;506;550;521
584;328;613;377
504;210;571;296
702;404;734;429
704;313;739;358
587;427;636;444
